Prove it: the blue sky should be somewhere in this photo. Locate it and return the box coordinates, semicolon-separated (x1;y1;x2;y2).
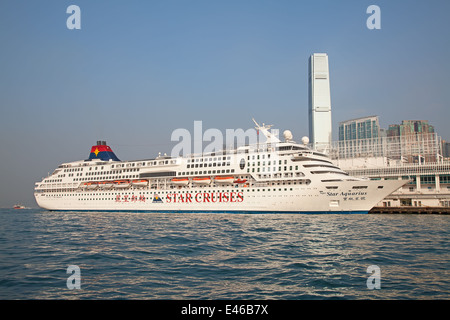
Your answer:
1;0;449;207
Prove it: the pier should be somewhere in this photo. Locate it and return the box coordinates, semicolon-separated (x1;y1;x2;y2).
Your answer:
369;206;450;215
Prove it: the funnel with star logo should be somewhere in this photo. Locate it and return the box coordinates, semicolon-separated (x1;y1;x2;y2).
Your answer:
88;141;120;161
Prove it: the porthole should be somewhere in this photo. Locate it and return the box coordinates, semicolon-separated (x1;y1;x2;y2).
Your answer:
239;158;245;170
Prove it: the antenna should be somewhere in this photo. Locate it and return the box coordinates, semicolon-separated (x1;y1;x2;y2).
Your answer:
251;118;280;144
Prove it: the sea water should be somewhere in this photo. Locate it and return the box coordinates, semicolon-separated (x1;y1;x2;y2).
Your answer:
0;209;449;300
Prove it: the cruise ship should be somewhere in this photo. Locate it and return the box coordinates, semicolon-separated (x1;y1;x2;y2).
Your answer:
34;121;406;213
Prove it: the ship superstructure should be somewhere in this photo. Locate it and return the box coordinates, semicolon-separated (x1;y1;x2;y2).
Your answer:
34;121;405;213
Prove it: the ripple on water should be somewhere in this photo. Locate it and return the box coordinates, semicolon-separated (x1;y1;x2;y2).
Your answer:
0;210;449;299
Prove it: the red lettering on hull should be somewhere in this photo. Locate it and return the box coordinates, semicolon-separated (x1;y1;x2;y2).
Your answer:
164;192;245;204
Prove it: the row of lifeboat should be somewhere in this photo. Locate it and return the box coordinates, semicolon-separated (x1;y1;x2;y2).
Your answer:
171;177;247;186
82;177;247;190
83;179;148;190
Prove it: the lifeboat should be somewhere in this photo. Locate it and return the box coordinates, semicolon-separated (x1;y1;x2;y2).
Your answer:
234;178;247;184
114;180;130;188
172;178;189;186
192;177;211;185
98;181;114;189
85;182;98;190
132;179;148;187
215;176;234;184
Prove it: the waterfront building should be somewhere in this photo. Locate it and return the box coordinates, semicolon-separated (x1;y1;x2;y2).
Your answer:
307;53;448;208
308;53;332;152
387;120;434;137
442;140;450;158
337;116;383;159
331;130;449;208
386;120;437;163
338;116;381;141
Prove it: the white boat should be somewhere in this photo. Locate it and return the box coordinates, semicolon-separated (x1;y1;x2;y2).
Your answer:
172;178;189;186
132;179;148;187
215;176;234;184
34;122;406;213
98;181;114;189
192;177;211;185
114;180;130;188
85;182;98;190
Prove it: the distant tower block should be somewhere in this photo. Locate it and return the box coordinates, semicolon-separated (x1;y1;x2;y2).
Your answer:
308;53;332;152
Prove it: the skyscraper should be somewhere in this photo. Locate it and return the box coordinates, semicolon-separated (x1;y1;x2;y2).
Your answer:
338;116;380;141
308;53;332;152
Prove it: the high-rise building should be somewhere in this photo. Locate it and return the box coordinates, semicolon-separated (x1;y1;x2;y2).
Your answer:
335;116;382;158
387;120;435;137
338;116;380;141
442;140;450;158
308;53;332;152
385;120;436;163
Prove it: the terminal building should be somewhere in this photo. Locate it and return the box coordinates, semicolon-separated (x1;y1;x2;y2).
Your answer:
331;129;449;208
308;53;450;208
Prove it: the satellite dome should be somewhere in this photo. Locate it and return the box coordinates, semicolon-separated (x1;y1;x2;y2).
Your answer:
301;136;310;145
283;130;293;141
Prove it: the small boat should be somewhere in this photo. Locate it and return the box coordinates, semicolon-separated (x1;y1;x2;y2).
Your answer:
215;176;234;184
234;178;247;184
192;177;211;185
172;178;189;186
13;204;25;209
98;181;114;189
132;179;148;187
114;180;131;188
85;182;98;190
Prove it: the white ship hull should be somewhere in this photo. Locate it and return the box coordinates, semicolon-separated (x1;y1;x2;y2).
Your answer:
34;124;407;214
35;179;405;213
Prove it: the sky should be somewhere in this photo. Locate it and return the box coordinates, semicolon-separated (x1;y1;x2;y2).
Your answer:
1;0;449;207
